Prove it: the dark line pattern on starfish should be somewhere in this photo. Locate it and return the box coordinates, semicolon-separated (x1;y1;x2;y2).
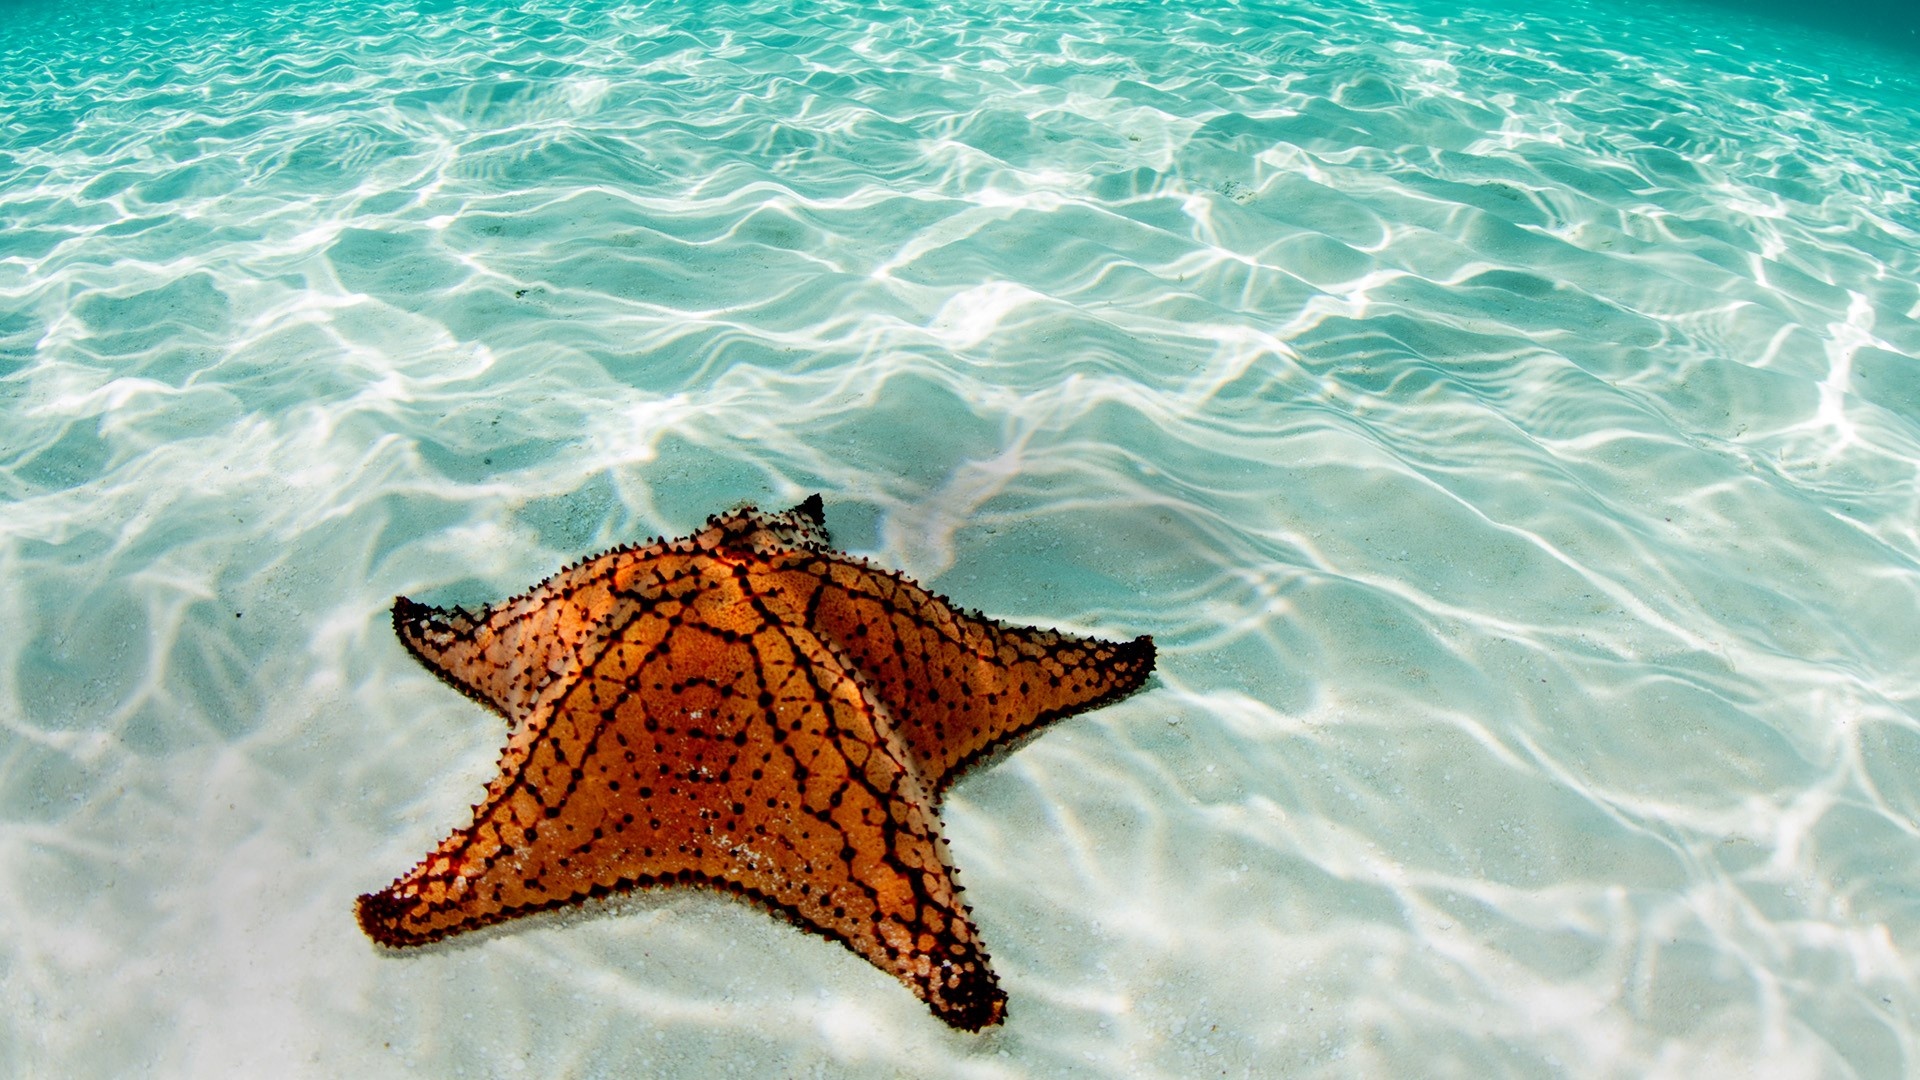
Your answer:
359;494;1155;1031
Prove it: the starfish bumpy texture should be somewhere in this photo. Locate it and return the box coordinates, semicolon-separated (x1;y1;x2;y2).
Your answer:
358;495;1155;1030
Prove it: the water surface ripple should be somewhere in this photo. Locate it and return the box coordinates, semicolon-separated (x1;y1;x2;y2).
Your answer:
2;0;1918;1075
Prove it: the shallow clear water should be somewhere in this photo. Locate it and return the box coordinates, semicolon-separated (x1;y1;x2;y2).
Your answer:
4;0;1920;1074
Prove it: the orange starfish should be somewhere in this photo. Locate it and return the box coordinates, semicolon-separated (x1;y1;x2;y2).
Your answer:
358;495;1155;1030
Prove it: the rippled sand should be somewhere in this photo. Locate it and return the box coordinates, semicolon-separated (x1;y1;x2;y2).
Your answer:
3;0;1919;1075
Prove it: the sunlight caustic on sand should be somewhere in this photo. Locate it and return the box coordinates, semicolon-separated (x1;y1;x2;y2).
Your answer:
2;0;1918;1075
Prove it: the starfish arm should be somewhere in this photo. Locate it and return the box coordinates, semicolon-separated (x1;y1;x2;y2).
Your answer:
393;498;830;723
390;596;540;722
698;494;831;556
759;554;1156;793
390;568;657;725
361;565;1007;1030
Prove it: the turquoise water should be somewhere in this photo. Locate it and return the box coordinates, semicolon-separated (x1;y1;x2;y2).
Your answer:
4;0;1920;1074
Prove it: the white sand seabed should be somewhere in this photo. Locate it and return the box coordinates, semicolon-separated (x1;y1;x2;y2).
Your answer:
2;0;1919;1075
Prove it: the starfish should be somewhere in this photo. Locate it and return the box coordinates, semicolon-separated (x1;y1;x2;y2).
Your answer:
358;494;1155;1030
